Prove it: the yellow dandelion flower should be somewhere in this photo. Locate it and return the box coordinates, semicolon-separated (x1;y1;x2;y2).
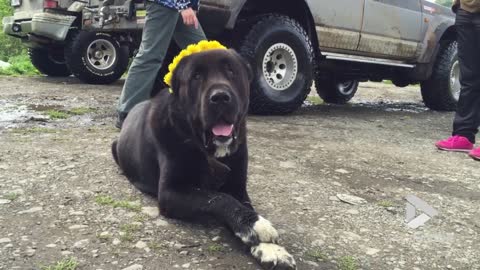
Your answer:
163;40;228;90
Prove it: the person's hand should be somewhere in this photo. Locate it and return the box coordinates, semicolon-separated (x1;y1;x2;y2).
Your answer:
180;8;199;29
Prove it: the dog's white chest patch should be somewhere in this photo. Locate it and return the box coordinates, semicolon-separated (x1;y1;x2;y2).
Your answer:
214;138;233;158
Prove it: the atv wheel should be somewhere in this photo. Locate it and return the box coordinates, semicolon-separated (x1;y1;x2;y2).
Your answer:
420;40;459;111
238;14;314;115
29;48;71;77
65;31;129;84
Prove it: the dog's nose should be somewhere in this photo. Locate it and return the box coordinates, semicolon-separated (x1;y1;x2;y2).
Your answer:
209;89;232;104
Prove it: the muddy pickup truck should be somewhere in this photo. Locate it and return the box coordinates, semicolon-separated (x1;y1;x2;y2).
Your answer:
3;0;457;114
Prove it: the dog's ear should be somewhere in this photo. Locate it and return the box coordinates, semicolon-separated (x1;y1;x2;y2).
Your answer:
170;56;191;96
228;49;253;83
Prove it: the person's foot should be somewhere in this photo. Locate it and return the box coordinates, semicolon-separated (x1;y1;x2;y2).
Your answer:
469;147;480;161
435;135;474;152
115;112;128;129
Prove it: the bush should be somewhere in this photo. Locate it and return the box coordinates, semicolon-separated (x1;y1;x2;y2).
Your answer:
0;54;39;75
0;0;26;61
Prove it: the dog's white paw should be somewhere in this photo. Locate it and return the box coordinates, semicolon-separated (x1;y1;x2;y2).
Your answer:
236;216;279;245
254;216;279;243
251;243;296;270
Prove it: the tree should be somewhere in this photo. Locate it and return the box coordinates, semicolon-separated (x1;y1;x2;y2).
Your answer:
436;0;454;7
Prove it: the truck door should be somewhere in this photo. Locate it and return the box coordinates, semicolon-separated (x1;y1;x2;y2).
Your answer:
358;0;423;59
307;0;365;52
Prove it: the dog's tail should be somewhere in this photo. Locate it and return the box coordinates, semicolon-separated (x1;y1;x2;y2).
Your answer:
111;140;119;166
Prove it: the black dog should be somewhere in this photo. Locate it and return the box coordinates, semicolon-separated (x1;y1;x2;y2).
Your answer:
112;49;296;270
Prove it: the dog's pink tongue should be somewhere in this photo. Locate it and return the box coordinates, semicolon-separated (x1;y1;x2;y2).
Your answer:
212;124;234;137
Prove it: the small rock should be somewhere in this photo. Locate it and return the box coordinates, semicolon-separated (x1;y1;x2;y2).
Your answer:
4;244;13;248
336;194;367;205
18;207;43;214
46;244;57;248
141;207;159;218
68;224;88;230
212;236;220;242
69;211;85;216
122;264;143;270
335;169;350;174
73;239;89;249
311;239;324;247
61;251;73;256
0;199;11;204
112;238;121;245
25;248;36;257
366;248;380;255
279;161;295;169
135;241;147;249
0;238;11;244
329;196;340;202
182;263;191;268
0;60;11;68
179;250;189;255
346;209;359;215
153;219;168;227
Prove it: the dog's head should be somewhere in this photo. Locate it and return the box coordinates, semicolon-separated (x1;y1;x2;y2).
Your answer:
170;49;252;158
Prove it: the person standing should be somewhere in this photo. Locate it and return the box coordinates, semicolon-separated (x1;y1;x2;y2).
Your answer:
435;0;480;161
116;0;206;128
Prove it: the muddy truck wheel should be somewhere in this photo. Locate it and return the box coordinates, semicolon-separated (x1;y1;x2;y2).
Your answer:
420;40;459;111
65;31;129;85
238;14;314;115
29;48;71;77
315;76;359;104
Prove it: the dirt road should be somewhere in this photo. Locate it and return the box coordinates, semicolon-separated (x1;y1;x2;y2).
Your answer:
0;76;479;270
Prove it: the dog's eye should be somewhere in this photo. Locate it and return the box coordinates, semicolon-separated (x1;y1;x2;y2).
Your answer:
193;72;202;80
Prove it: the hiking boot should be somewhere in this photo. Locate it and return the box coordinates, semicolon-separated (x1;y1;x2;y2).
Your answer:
435;135;474;152
115;112;128;129
469;147;480;161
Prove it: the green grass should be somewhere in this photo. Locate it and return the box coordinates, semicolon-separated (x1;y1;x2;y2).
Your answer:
0;54;39;76
4;192;19;201
119;223;141;242
95;195;141;212
306;95;324;105
338;256;358;270
41;257;78;270
377;200;395;208
306;249;328;262
207;244;224;252
45;110;70;120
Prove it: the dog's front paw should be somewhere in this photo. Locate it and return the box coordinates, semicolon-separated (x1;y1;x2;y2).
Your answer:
251;243;296;270
236;215;279;245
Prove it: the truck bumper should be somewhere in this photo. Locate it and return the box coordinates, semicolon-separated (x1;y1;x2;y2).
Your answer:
2;13;76;41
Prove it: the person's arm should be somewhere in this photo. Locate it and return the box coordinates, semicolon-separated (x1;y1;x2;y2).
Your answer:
176;0;199;29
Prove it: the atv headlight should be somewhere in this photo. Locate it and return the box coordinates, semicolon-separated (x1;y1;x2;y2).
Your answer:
11;0;21;7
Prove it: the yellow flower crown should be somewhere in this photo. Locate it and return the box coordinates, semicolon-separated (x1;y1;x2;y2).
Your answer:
163;40;227;92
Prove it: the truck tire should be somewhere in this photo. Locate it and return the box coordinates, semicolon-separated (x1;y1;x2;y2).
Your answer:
29;48;71;77
420;41;458;111
65;31;129;85
238;14;314;115
315;77;359;104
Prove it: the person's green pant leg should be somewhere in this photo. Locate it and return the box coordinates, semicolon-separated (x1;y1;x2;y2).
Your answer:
117;2;206;114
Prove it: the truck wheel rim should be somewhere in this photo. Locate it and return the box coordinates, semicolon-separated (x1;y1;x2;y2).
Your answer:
449;60;461;100
86;39;116;71
337;80;355;95
262;43;298;91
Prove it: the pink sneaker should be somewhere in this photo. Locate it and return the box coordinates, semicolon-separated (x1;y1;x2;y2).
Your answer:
469;147;480;161
435;135;474;152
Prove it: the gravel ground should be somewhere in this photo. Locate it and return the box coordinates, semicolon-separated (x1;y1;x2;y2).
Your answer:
0;76;479;270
